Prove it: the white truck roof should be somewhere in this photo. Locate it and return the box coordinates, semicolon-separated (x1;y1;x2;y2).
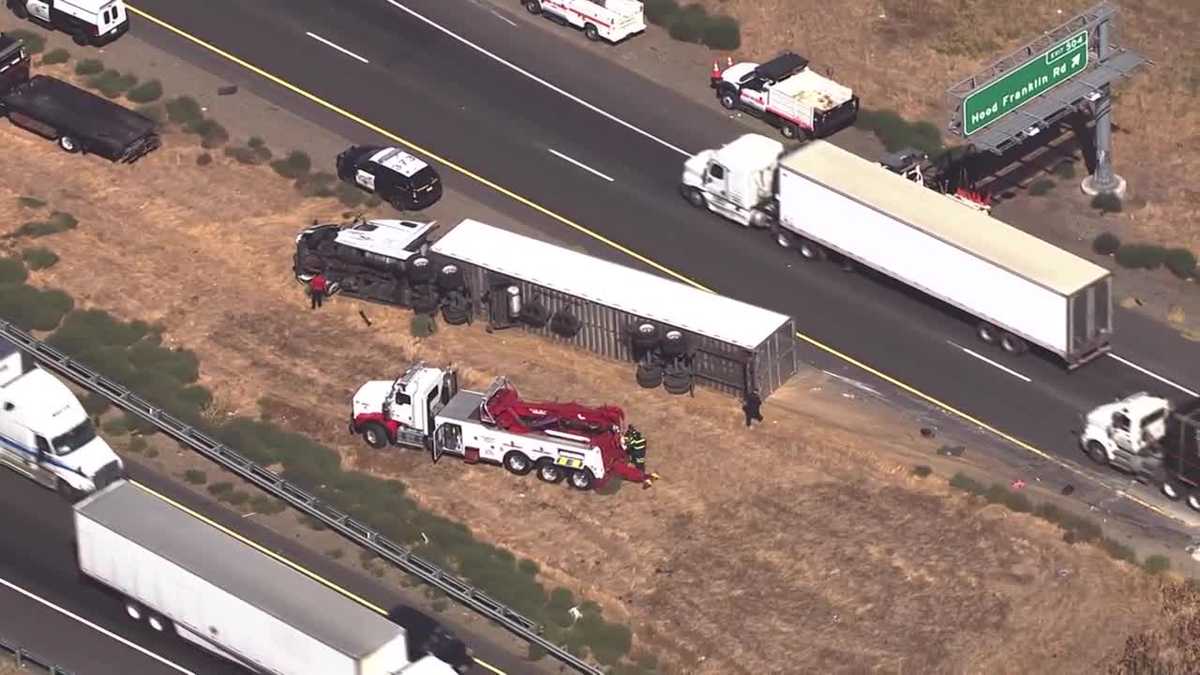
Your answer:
334;219;435;261
75;481;410;661
714;133;784;169
1;368;87;436
779;140;1110;295
432;219;792;350
772;68;853;110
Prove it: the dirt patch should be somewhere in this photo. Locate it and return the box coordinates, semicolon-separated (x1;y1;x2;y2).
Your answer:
0;115;1180;672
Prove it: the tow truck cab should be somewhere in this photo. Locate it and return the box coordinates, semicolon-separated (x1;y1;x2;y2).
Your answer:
8;0;130;46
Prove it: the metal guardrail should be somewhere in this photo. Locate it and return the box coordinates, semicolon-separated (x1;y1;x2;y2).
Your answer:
0;321;602;675
0;634;75;675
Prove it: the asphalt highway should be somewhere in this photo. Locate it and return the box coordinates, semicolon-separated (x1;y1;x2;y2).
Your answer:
0;464;533;675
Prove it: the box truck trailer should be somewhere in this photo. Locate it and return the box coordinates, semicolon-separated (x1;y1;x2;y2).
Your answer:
74;480;461;675
682;134;1113;368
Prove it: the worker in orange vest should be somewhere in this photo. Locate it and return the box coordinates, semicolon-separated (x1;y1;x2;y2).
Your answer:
309;273;328;310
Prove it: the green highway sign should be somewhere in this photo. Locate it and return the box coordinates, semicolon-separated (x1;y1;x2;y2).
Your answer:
962;30;1090;136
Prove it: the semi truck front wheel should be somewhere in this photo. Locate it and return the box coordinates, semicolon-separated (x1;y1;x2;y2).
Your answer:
360;422;389;449
681;186;705;208
1085;441;1108;465
58;135;79;153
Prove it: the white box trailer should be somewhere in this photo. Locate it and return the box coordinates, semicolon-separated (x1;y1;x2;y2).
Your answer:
74;480;458;675
772;140;1112;367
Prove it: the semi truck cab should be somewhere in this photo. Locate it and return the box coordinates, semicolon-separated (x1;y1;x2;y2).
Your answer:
681;133;783;229
0;338;124;499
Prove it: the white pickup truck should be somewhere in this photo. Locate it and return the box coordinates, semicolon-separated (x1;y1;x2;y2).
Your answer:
522;0;646;43
711;52;859;140
0;336;124;499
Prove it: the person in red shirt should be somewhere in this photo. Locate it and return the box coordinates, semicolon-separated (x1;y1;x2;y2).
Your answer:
309;273;328;309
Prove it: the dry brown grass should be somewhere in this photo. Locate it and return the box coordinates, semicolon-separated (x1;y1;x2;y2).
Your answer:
696;0;1200;250
0;115;1179;672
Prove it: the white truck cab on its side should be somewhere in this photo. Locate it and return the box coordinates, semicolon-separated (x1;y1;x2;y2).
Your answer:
523;0;646;44
0;337;124;499
8;0;129;46
1079;392;1170;475
682;133;784;229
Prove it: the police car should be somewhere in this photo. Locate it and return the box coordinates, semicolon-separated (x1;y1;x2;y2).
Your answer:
336;145;443;211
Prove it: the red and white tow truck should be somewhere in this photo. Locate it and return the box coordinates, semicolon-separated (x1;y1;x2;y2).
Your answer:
350;364;654;490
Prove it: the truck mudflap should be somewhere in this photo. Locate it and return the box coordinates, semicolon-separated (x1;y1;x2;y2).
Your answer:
813;95;860;137
1066;340;1112;371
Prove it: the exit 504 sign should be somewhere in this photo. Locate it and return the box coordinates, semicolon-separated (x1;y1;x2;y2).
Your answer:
962;30;1090;136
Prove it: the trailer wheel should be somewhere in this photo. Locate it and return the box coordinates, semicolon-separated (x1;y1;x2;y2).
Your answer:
147;613;170;633
567;468;595;490
771;223;794;249
584;23;601;41
12;2;29;19
681;185;706;208
1084;440;1108;465
635;361;664;388
125;601;144;621
58;135;80;154
999;333;1027;355
524;0;541;13
503;451;534;476
976;322;999;344
1188;490;1200;513
536;461;565;484
1162;478;1184;501
361;422;390;449
798;239;826;261
71;30;89;46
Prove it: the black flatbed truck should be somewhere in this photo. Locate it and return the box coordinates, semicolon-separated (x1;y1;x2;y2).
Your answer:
0;32;159;163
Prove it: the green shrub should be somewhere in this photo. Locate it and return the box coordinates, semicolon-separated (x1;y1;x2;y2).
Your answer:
74;58;104;76
667;4;707;43
1028;178;1055;196
1100;538;1138;564
250;494;286;515
701;15;740;50
21;247;59;270
49;310;150;353
128;436;148;454
1143;554;1171;575
88;69;138;98
1054;162;1077;179
185;118;229;148
1115;243;1167;270
1093;232;1121;256
207;481;235;497
335;182;367;208
196;152;212;167
911;465;932;478
410;313;437;337
0;257;28;285
144;446;160;459
81;391;111;416
13;211;78;238
326;548;345;559
643;0;679;25
1091;192;1123;213
165;96;204;125
128;340;200;384
1164;248;1197;280
518;558;540;576
17;196;46;209
1058;512;1102;544
8;30;45;55
271;150;312;179
225;142;272;165
102;416;130;435
135;104;165;125
126;79;164;104
431;598;448;613
526;643;548;661
248;136;266;148
41;48;70;65
225;490;251;507
0;285;74;331
295;172;337;198
856;108;944;154
183;469;208;485
948;472;985;495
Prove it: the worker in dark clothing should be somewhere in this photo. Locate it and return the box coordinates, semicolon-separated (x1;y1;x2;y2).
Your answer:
742;389;764;427
309;273;328;310
623;425;655;489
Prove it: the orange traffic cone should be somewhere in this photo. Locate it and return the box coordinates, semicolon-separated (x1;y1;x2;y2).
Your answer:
711;60;721;79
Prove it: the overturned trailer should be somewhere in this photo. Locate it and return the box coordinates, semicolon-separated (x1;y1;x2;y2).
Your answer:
430;219;798;399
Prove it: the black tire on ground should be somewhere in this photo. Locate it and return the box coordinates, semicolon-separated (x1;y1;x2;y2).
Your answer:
408;256;434;284
549;309;582;338
636;362;664;388
663;374;692;395
436;264;464;290
630;321;661;350
798;239;825;261
524;0;541;14
442;305;470;326
567;469;595;490
12;2;29;19
976;322;999;344
536;461;565;484
361;422;390;449
999;332;1028;355
72;30;88;46
503;451;534;476
521;302;550;327
681;185;706;208
660;329;690;358
1162;478;1185;501
584;23;600;41
1084;440;1108;465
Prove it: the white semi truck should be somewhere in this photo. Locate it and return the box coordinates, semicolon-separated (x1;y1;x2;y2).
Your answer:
74;480;463;675
681;134;1114;368
0;336;124;499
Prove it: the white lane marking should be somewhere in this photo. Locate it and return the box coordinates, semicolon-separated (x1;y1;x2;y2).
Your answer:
305;31;370;64
947;341;1032;383
382;0;694;158
1108;353;1200;397
547;148;614;182
490;9;517;26
0;575;195;674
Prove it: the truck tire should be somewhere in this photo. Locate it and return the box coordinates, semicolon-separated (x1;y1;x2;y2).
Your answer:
12;2;29;19
1162;478;1184;501
781;123;800;140
660;329;690;357
771;222;795;249
71;30;89;46
549;309;582;338
503;451;533;476
520;301;550;327
408;256;434;284
124;600;144;621
436;264;464;290
1084;440;1108;465
636;361;664;388
718;88;738;110
567;468;595;490
524;0;541;13
584;23;600;41
976;322;999;344
630;321;661;350
58;135;80;154
999;332;1027;355
361;422;390;449
1188;490;1200;513
536;461;565;484
663;374;692;395
798;239;826;261
681;185;706;208
147;613;171;633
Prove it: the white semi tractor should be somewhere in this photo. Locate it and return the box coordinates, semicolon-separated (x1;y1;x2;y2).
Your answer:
0;336;124;499
681;134;1114;368
74;480;463;675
